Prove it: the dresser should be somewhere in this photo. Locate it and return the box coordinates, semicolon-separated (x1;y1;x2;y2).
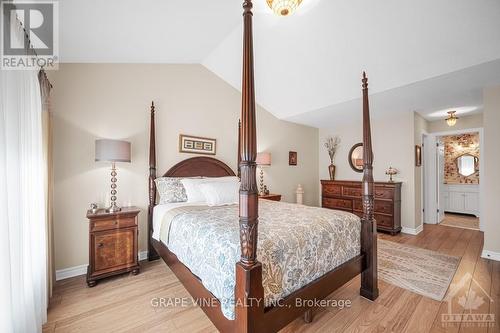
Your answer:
321;180;402;235
86;207;140;287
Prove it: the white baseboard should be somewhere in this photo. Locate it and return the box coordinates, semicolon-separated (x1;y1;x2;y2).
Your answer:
55;264;87;281
481;250;500;262
401;224;423;235
55;250;149;281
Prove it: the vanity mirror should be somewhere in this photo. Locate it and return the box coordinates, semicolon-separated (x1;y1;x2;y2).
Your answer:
456;153;479;177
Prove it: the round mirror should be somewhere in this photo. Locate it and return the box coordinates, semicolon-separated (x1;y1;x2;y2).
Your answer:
349;143;364;173
456;154;478;177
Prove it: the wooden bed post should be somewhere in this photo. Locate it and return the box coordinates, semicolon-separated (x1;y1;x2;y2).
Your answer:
235;1;264;332
148;101;160;261
238;119;242;178
359;72;379;300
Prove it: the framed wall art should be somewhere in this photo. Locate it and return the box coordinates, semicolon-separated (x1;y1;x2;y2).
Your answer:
289;151;297;166
415;145;422;167
179;134;216;155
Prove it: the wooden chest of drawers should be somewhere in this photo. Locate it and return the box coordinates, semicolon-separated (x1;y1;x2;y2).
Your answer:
86;207;140;287
321;180;402;235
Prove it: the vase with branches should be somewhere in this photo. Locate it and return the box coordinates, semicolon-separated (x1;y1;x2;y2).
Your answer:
324;136;341;180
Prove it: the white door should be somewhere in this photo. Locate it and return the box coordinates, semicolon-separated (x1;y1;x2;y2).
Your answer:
437;139;445;222
423;135;438;224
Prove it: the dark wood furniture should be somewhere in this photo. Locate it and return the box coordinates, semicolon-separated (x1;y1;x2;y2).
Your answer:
259;193;282;201
86;207;140;287
321;180;402;235
146;1;378;331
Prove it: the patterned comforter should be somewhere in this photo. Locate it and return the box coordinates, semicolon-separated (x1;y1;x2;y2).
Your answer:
157;200;361;320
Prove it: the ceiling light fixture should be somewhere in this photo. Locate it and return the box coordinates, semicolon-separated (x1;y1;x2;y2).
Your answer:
446;111;459;127
266;0;303;16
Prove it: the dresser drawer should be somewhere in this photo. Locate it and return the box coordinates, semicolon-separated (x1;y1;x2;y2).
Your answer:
322;184;341;197
354;200;393;215
323;198;352;211
90;216;137;232
374;188;394;200
342;186;362;198
375;214;393;227
375;200;393;215
92;229;136;272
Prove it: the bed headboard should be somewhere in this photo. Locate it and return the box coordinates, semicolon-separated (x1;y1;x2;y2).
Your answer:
163;156;236;178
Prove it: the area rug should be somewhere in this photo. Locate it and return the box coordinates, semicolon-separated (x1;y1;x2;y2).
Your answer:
378;239;460;301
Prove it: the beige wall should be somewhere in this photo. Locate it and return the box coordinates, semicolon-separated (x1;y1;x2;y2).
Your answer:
428;113;483;133
413;112;428;229
49;64;319;270
483;86;500;254
319;111;417;231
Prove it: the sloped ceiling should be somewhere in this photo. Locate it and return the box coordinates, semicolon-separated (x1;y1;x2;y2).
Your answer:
60;0;500;126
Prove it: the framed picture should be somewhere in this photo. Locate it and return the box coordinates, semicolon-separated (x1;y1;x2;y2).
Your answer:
179;134;216;155
415;145;422;167
289;151;297;166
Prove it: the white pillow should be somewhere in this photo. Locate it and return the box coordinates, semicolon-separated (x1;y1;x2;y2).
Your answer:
203;176;239;183
181;176;239;203
199;181;240;206
180;178;208;203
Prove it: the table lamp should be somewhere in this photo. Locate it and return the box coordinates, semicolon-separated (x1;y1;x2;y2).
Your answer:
256;152;271;195
95;139;131;212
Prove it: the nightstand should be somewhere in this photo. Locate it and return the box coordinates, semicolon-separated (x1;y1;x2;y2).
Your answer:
259;194;282;201
86;206;140;287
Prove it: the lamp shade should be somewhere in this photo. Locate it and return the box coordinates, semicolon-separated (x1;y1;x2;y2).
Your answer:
95;139;131;162
256;152;271;166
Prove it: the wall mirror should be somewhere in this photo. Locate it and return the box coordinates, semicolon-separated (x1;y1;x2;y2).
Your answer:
349;143;364;173
456;154;479;177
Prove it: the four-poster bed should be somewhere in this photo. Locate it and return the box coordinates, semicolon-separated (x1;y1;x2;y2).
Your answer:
147;0;378;331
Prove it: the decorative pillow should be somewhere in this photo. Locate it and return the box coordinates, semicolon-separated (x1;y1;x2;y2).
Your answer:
181;177;240;203
199;181;240;206
180;178;209;203
155;177;187;204
203;176;239;183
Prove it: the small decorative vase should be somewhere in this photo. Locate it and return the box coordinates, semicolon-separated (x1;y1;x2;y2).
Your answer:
328;164;336;180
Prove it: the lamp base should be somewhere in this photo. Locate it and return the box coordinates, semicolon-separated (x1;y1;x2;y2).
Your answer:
107;205;122;213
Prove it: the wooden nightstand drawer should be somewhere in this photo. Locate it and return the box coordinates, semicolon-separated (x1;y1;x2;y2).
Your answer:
93;230;135;272
259;194;281;201
90;217;137;232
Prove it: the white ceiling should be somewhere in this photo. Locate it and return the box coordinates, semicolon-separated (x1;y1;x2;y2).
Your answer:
60;0;500;126
59;0;242;63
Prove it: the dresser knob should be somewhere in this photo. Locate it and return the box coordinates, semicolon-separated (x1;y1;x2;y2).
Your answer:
97;243;104;248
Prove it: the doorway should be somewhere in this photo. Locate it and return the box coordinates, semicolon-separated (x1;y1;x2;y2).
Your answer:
422;128;483;230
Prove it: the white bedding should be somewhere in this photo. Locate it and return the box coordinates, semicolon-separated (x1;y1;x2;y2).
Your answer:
152;200;361;320
152;202;200;240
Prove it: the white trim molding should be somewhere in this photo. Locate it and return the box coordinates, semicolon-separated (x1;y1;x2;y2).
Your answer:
481;250;500;262
55;264;87;281
401;224;424;236
55;250;149;281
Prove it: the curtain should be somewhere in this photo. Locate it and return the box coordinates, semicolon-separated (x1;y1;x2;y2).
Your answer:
0;16;48;333
39;70;54;300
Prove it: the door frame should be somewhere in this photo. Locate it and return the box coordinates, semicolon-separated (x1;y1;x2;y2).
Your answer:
422;127;484;230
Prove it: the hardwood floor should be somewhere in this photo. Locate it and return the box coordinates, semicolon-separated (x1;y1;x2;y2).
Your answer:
440;213;480;231
44;224;498;333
